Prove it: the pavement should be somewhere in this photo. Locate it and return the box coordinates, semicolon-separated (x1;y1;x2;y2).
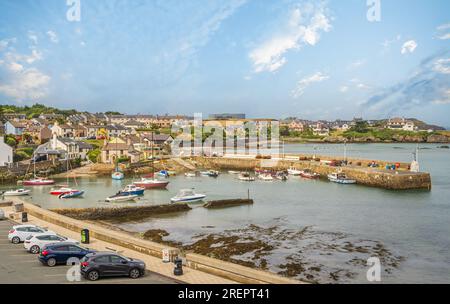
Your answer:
0;219;178;284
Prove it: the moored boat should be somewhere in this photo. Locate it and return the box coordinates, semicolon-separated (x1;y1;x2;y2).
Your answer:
133;178;169;189
106;192;139;202
287;167;303;176
228;170;240;175
59;190;85;199
23;178;55;186
121;184;145;195
258;173;274;181
327;172;356;184
170;189;206;203
275;171;288;181
238;172;255;181
50;187;78;196
207;170;219;177
300;170;320;179
3;189;31;196
185;172;198;178
112;171;124;180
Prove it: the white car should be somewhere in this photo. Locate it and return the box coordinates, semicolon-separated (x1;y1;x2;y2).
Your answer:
24;233;79;254
8;225;55;244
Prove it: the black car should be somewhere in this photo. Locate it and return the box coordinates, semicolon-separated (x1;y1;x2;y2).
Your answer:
80;252;146;281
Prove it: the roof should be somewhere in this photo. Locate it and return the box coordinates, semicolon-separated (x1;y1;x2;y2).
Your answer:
58;138;93;149
7;120;26;128
124;120;145;126
142;132;172;142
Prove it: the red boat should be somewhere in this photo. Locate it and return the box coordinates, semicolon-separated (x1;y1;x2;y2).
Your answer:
300;171;320;179
23;178;55;186
49;187;78;195
133;178;169;189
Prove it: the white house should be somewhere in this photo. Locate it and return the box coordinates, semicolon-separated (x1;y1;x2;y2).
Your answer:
4;120;26;135
0;136;13;166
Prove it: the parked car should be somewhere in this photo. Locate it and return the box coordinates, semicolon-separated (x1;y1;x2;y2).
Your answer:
24;233;79;254
38;242;96;267
8;225;55;244
80;252;146;281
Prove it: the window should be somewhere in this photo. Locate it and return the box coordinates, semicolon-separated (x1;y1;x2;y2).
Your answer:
17;227;27;232
110;255;128;264
94;256;110;263
54;246;69;251
68;245;82;252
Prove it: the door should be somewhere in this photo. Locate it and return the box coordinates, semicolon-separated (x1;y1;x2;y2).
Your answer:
93;255;112;276
109;255;130;275
52;245;70;263
67;245;86;261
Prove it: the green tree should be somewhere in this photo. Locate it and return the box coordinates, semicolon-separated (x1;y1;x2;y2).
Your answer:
87;149;101;163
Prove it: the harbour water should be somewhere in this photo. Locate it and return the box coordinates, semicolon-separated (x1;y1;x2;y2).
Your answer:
3;143;449;283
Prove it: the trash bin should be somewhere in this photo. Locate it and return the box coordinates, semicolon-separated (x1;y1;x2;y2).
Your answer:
81;229;90;244
14;203;24;213
21;212;28;223
173;257;183;276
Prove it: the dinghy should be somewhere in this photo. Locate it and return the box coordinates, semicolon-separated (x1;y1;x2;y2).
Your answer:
59;190;85;199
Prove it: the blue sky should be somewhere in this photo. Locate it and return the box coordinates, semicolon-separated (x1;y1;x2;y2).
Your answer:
0;0;449;126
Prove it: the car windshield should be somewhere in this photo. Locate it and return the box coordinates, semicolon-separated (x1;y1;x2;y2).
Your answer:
25;235;34;240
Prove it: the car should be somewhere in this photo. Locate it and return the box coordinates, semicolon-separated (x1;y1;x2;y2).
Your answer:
8;225;56;244
24;233;79;254
38;242;96;267
80;252;146;281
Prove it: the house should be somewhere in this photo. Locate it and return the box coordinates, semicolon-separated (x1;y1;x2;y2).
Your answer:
288;121;304;132
386;118;417;131
105;124;130;138
35;135;93;160
311;122;330;136
402;121;416;132
39;113;64;121
0;136;13;166
2;113;26;121
31;118;51;127
27;125;52;144
123;119;145;130
5;120;26;135
100;137;141;164
51;122;76;137
141;132;173;148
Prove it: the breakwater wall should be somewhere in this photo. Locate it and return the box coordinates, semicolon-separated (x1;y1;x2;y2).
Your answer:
194;156;432;190
51;204;191;221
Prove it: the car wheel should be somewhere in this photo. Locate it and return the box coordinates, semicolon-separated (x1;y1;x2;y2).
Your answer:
87;270;100;281
12;237;20;244
129;268;141;279
30;245;40;254
47;258;57;267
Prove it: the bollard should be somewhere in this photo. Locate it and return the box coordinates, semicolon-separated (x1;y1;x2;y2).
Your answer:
21;212;28;223
173;257;183;276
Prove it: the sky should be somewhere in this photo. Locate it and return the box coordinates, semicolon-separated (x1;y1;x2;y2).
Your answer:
0;0;449;126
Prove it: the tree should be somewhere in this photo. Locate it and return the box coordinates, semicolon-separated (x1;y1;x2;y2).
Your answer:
351;121;369;133
6;137;16;147
87;149;101;163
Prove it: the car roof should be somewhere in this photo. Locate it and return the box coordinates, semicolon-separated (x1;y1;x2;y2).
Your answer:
85;252;122;258
46;241;82;247
13;224;39;229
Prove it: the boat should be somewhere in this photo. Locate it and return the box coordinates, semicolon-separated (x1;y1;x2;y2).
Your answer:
185;172;197;178
111;171;124;180
258;173;274;181
300;170;320;179
170;189;206;203
133;178;169;189
23;178;55;186
50;158;84;195
207;170;219;177
287;167;303;176
228;170;240;175
200;171;210;176
238;172;255;181
157;170;169;178
327;172;356;184
121;184;145;195
3;189;31;196
50;187;78;196
59;190;85;199
143;173;154;178
275;171;288;181
106;192;139;202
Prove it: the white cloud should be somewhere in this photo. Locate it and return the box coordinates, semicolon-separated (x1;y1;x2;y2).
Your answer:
436;23;450;40
433;58;450;74
46;31;59;43
28;31;38;44
292;72;329;98
437;23;450;31
401;40;418;54
249;3;331;73
432;90;450;105
0;67;50;100
357;83;371;90
339;86;349;93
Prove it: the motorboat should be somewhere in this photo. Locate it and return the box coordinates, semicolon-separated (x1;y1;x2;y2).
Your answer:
59;190;85;199
275;172;288;181
157;170;169;178
106;192;139;202
200;171;210;176
238;172;255;181
185;172;197;178
3;189;31;196
287;167;303;176
170;189;206;203
207;170;219;177
300;170;320;179
133;178;169;189
112;171;124;180
23;178;55;186
121;184;145;195
228;170;240;175
258;174;274;181
327;172;356;184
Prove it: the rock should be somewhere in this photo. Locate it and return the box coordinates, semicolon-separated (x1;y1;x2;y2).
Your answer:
427;134;450;143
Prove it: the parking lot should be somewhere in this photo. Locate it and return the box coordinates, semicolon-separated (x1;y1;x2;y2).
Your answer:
0;219;178;284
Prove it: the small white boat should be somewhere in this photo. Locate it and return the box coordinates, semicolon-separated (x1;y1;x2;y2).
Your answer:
3;189;31;196
238;172;255;181
287;167;303;176
106;193;139;202
258;174;274;181
185;172;197;178
327;172;356;184
228;170;240;175
200;171;210;176
171;189;206;203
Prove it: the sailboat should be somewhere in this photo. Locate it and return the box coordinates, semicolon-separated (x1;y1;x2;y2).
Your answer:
23;152;55;186
133;132;169;189
50;155;84;198
111;137;125;180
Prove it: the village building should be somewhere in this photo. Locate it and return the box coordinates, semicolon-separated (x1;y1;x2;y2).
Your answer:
100;137;141;164
51;122;76;138
0;136;13;166
386;118;417;131
123;119;146;130
34;134;93;161
26;125;52;144
4;120;26;135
